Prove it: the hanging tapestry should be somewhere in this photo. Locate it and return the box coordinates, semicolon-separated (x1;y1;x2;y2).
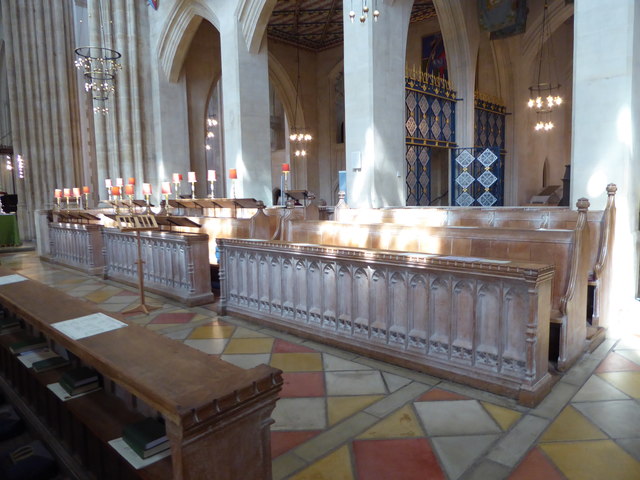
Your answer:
405;69;456;206
478;0;528;39
451;147;503;207
421;33;448;79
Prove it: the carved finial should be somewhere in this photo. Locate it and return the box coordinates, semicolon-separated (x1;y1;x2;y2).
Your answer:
256;200;265;210
338;191;346;201
576;198;590;212
286;198;295;209
606;183;617;196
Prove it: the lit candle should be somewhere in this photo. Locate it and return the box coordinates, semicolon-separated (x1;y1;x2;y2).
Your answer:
142;183;152;196
172;173;181;184
105;178;112;188
63;188;71;197
73;187;81;197
161;182;171;195
54;189;62;198
124;185;134;196
116;178;124;187
128;177;135;185
282;163;290;172
82;186;90;194
207;170;216;182
111;186;121;196
229;169;237;179
188;171;197;183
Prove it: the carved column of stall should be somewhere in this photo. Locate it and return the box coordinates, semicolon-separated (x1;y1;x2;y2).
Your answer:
1;0;84;240
342;0;413;208
219;16;271;203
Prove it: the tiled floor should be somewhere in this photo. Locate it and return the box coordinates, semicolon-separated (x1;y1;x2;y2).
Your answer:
2;251;640;479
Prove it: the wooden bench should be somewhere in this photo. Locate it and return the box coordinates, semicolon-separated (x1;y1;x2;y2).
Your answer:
0;266;282;479
217;238;555;406
283;199;592;371
334;184;617;330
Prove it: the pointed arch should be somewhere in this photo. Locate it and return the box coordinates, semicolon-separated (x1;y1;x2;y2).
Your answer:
157;0;220;83
268;52;305;130
236;0;277;54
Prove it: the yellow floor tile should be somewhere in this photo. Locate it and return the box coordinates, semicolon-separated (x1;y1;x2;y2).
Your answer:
357;405;424;439
289;445;354;480
541;440;640;480
189;325;235;339
598;372;640;398
270;353;324;372
327;395;383;426
223;338;274;354
540;406;607;442
481;402;522;431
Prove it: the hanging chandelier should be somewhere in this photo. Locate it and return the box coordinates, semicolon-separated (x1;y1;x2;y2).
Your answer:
348;0;380;23
289;38;312;158
74;1;121;115
527;0;562;132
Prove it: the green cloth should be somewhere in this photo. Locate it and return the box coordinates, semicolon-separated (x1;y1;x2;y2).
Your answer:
0;214;21;247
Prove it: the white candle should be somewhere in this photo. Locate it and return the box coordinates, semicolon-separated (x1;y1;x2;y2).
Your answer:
188;171;197;183
116;178;124;187
142;183;152;195
105;178;112;188
207;170;216;182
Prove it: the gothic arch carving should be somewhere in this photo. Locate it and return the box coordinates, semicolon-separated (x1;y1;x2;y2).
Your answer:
157;0;219;83
268;52;305;130
237;0;277;54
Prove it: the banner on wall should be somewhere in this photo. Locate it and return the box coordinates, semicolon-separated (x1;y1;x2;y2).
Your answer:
478;0;528;39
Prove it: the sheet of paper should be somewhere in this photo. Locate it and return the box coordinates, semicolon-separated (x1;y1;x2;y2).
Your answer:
46;382;101;402
108;437;171;470
52;312;127;340
0;274;28;286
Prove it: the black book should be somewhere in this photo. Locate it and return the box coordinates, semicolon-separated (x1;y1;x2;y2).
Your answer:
31;356;70;373
8;336;47;354
59;366;99;388
123;417;169;459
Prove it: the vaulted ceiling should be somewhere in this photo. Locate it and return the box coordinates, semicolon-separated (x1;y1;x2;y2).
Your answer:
267;0;437;51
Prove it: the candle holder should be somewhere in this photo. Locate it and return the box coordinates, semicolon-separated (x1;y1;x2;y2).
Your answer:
173;182;180;200
190;181;196;199
83;193;90;209
145;194;151;214
75;196;81;209
231;179;236;199
65;196;70;210
209;180;216;199
55;197;61;211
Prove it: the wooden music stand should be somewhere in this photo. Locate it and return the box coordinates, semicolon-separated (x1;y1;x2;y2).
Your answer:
114;214;161;315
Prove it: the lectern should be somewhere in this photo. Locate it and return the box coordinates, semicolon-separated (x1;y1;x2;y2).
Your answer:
114;214;160;315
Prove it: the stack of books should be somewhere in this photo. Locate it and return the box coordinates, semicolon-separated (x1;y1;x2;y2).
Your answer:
0;316;21;335
58;367;100;396
122;417;170;459
8;335;47;354
31;354;70;373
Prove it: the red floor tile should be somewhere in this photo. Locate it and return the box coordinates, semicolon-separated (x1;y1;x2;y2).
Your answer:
595;352;640;373
280;372;326;397
115;290;138;296
149;312;196;324
272;338;318;354
354;438;445;480
416;388;470;402
508;447;566;480
270;430;322;459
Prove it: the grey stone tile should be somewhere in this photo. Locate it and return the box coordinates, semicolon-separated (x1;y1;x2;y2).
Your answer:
415;400;501;436
219;353;271;369
616;349;640;366
162;328;192;341
382;372;412;392
364;382;431;418
438;381;527;411
590;338;617;359
572;375;630;402
486;414;548;467
459;459;511;480
301;339;360;359
573;400;640;438
431;434;500;480
353;356;441;385
231;327;270;338
293;412;379;462
560;356;602;386
617;438;640;462
271;452;307;480
272;398;327;431
531;382;579;419
322;354;372;371
325;370;386;396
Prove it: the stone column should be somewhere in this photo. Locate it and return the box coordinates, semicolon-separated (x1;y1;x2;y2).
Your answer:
219;19;271;203
342;0;412;207
571;0;640;322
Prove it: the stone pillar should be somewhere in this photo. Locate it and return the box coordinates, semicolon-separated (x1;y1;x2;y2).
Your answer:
342;0;412;208
571;0;640;323
219;20;271;203
1;0;83;240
